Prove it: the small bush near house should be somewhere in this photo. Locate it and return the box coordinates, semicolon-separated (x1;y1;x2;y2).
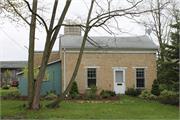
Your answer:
84;85;98;99
67;81;81;99
69;81;79;95
89;84;98;94
67;93;82;100
101;92;111;99
100;90;116;99
159;84;168;92
2;85;9;90
46;90;56;95
139;89;157;100
125;87;141;96
3;91;22;100
45;93;57;100
159;90;179;106
151;79;160;96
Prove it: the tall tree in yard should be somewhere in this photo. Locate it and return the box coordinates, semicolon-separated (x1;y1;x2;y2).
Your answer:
132;0;179;60
6;0;72;109
28;0;37;109
158;9;179;90
4;0;167;109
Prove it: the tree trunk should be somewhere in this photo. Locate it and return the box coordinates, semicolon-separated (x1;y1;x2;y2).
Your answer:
28;0;38;109
46;0;95;109
32;0;71;110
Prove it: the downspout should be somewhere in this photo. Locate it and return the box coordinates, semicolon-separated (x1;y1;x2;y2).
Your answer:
63;48;66;92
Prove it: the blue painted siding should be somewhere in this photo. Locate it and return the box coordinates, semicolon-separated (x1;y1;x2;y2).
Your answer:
18;60;62;95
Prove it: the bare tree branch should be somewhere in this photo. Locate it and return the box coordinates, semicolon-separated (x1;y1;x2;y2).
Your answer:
23;0;48;33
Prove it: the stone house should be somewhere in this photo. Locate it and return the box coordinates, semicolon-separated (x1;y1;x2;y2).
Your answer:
34;26;158;94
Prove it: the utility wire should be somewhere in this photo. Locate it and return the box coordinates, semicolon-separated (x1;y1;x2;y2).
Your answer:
0;28;28;52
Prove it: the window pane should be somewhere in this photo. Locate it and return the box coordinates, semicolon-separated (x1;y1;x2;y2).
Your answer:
136;69;144;79
88;79;96;88
136;79;145;87
87;68;96;88
136;68;145;88
115;71;123;83
87;68;96;78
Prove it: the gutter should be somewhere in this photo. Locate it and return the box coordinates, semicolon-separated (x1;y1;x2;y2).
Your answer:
64;48;66;92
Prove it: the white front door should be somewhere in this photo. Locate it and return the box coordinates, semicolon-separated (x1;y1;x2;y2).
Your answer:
114;69;125;94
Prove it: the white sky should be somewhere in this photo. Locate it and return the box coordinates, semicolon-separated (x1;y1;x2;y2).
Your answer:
0;0;157;61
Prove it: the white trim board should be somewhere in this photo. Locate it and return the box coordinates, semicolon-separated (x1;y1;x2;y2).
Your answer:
133;67;148;69
35;51;59;54
112;67;127;70
84;66;100;68
62;50;157;54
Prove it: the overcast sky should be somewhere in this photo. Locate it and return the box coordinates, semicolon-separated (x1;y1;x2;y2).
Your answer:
0;0;157;61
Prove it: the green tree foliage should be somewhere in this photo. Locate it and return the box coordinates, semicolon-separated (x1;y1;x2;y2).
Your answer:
2;70;12;85
21;64;51;81
157;10;179;90
151;79;160;96
1;0;27;27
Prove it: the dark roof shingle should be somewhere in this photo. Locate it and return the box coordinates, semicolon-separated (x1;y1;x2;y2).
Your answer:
0;61;28;68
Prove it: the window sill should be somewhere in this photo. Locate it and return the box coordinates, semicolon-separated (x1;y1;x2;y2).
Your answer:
86;88;91;90
136;87;146;89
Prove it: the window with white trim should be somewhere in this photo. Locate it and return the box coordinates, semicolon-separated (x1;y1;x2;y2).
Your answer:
136;68;145;88
87;68;96;88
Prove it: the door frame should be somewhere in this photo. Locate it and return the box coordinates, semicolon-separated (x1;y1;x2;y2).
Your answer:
112;67;127;94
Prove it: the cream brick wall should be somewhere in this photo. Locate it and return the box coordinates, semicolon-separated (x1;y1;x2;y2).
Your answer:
34;54;60;67
62;53;157;94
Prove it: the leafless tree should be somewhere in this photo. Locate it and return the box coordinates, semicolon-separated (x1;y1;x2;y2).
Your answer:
5;0;167;110
131;0;179;60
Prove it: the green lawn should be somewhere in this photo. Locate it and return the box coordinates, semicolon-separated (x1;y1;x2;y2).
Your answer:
1;95;179;119
1;87;19;96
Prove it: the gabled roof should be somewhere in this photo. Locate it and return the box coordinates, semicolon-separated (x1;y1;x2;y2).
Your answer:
61;35;158;50
0;61;28;68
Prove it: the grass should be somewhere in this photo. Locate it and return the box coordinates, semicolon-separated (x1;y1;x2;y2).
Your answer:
1;95;179;119
1;87;19;96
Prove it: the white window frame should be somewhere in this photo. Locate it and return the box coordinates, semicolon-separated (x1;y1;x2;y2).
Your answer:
85;66;99;89
133;67;147;89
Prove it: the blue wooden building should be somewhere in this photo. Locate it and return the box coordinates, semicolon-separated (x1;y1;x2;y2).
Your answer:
18;60;62;95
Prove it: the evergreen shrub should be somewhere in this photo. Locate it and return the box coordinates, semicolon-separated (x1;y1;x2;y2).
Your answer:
69;81;79;95
159;84;167;92
151;79;160;96
67;81;80;99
